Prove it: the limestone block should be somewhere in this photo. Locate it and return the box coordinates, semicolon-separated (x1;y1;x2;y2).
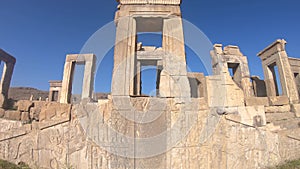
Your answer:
169;76;191;98
0;128;26;142
245;97;269;106
17;100;34;112
269;96;289;106
39;102;71;122
257;39;286;60
266;112;295;123
111;96;133;111
206;75;245;107
185;98;208;111
4;110;21;120
0;94;5;108
21;112;30;122
29;107;40;121
0;108;5;118
0;118;23;132
265;123;282;132
291;103;300;118
225;106;266;127
98;99;109;106
159;71;171;97
265;105;290;113
147;98;169;111
223;45;243;56
164;56;188;76
38;118;70;130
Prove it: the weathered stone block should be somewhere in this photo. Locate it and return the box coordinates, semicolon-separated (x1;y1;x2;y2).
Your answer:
30;107;40;121
226;106;266;127
17;100;34;112
269;96;289;106
246;97;269;106
111;96;133;111
4;110;21;120
265;105;290;113
291;103;300;118
206;75;245;107
266;112;295;123
39;102;71;122
0;108;5;118
21;111;30;122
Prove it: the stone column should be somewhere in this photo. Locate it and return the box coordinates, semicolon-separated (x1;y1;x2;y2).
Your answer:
112;17;137;96
264;65;277;97
160;17;190;98
0;62;15;98
163;17;185;60
0;49;16;108
82;55;96;100
60;61;75;104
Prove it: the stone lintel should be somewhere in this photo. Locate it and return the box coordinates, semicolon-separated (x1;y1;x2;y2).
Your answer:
223;45;243;56
0;49;16;64
66;54;96;63
269;96;289;106
116;0;181;5
288;57;300;66
115;5;181;20
257;39;287;60
137;49;164;60
212;44;243;56
187;72;204;81
48;80;62;87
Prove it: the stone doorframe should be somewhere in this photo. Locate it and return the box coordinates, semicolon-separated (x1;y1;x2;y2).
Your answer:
48;80;62;102
60;54;96;104
258;39;299;104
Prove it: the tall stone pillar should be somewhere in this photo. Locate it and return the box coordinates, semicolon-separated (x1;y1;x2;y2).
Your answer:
82;55;96;100
159;17;191;98
0;49;16;108
112;17;136;96
60;61;75;104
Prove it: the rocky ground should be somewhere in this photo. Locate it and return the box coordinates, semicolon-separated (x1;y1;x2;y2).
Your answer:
0;159;30;169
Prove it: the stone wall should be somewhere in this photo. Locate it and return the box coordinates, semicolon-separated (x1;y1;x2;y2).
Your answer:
0;98;299;169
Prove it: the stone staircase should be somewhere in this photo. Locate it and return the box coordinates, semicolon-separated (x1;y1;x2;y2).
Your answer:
266;111;300;130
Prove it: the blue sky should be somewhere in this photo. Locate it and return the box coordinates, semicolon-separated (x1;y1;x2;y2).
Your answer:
0;0;300;94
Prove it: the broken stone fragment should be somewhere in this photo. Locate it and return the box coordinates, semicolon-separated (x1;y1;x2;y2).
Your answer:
17;100;34;112
4;110;21;120
21;111;30;122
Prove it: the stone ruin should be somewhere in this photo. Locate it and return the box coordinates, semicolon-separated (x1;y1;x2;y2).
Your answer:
0;49;15;109
0;0;300;169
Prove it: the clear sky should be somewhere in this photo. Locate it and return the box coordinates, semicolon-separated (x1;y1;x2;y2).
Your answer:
0;0;300;94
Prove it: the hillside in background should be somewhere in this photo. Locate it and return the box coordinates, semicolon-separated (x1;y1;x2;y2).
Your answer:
8;87;48;101
8;87;109;101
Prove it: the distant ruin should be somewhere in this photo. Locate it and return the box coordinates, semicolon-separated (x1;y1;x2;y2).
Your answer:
0;0;300;169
